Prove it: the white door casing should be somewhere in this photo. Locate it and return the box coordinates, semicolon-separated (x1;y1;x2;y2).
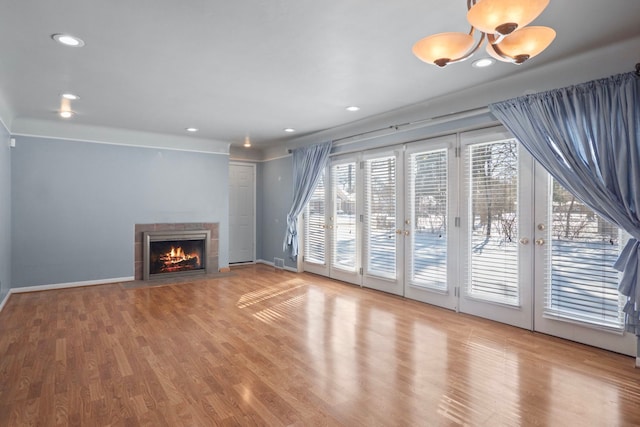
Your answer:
229;163;256;264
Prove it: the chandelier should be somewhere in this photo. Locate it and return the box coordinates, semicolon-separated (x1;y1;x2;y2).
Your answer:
413;0;556;67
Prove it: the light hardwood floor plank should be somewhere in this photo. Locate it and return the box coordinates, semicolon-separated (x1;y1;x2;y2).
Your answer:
1;264;640;426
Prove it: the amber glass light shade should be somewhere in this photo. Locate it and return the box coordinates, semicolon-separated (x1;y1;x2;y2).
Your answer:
412;32;475;67
467;0;550;35
486;26;556;63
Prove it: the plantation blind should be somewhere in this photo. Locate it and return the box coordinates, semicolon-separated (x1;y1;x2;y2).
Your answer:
409;149;448;290
303;172;326;265
331;162;357;272
546;179;625;330
365;156;396;279
467;140;520;306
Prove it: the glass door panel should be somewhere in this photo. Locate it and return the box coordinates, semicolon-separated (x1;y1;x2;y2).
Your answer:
330;160;361;285
363;150;403;295
404;136;458;309
459;128;534;329
303;171;329;276
533;168;635;355
468;140;520;305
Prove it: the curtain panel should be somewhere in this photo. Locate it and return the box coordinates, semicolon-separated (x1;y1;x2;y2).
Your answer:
283;141;332;261
489;72;640;334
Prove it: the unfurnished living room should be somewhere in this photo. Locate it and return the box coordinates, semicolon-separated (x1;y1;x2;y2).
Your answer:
1;1;640;426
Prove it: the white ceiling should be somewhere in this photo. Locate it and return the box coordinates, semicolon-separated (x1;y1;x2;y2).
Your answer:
0;0;639;151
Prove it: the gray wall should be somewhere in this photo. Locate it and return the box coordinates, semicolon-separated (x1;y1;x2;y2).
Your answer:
0;123;10;300
258;155;295;269
11;136;229;287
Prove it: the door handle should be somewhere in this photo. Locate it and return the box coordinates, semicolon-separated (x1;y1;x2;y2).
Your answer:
519;237;529;245
404;230;410;236
535;238;545;246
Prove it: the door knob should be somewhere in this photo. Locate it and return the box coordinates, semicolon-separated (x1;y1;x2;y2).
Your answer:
535;238;545;246
519;237;529;245
404;230;410;236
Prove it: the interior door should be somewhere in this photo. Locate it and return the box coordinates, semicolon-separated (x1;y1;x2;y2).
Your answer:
362;149;404;296
458;128;534;330
404;136;458;310
229;163;255;264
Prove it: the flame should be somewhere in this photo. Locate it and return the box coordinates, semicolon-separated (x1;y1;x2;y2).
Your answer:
158;246;200;272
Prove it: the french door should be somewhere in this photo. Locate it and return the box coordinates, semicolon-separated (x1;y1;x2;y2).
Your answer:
362;148;404;295
459;127;634;355
458;128;534;329
303;157;362;285
533;165;635;355
304;137;457;306
403;137;458;309
302;127;635;355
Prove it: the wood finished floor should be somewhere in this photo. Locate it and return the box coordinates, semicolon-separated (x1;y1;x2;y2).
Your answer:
1;264;640;426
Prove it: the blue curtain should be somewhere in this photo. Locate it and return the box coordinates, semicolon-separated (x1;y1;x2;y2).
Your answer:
489;72;640;334
283;141;332;261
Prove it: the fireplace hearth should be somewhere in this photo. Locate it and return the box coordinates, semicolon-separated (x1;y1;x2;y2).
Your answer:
143;230;211;280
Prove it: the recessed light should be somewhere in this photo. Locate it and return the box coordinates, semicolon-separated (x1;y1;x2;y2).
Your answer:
244;136;251;148
472;58;494;68
59;111;74;119
346;106;360;112
185;127;198;132
52;34;85;47
284;128;295;133
61;93;80;100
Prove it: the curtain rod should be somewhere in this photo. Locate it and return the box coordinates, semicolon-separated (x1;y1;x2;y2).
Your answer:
287;106;489;153
289;63;639;153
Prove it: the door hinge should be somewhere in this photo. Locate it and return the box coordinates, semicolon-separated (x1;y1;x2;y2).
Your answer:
359;267;363;275
359;214;364;223
455;147;461;158
454;287;459;297
454;217;460;227
360;161;365;169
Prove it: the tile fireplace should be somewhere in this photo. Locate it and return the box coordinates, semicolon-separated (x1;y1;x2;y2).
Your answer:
143;230;210;280
134;223;219;280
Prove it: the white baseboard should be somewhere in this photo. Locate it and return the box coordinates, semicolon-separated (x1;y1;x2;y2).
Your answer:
256;259;298;273
10;276;134;294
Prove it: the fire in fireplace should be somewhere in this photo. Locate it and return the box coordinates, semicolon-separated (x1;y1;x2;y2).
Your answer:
143;230;211;280
149;240;203;274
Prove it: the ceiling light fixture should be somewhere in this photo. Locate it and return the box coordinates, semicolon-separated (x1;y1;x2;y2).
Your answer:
472;58;494;68
284;128;296;133
244;136;251;148
346;106;360;112
61;93;80;100
412;0;555;67
51;33;85;47
185;127;198;132
59;97;75;119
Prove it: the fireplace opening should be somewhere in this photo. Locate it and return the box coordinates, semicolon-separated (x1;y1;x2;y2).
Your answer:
143;230;211;280
149;240;204;275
